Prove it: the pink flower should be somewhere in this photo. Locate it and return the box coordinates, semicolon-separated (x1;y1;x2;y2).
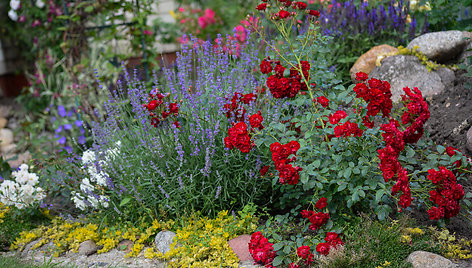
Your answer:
143;30;152;36
198;16;207;29
32;20;41;28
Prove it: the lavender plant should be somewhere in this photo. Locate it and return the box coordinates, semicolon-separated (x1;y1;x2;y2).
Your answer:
62;35;283;221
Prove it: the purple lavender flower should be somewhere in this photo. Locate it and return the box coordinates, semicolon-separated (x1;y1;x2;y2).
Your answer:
58;105;67;117
63;124;72;131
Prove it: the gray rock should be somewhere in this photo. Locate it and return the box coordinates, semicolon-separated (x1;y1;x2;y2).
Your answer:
437;67;455;88
370;55;445;102
154;231;176;254
239;260;263;268
0;128;13;147
21;239;42;257
467;126;472;152
407;30;467;63
407;251;456;268
78;240;98;256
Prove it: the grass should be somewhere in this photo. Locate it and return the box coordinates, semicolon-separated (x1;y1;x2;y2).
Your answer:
0;254;75;268
316;214;442;268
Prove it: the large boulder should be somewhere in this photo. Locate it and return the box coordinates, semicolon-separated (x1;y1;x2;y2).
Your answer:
407;30;467;63
350;44;398;82
407;251;456;268
370;55;448;102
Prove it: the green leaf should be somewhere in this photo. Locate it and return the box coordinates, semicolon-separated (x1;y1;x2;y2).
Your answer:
273;242;284;251
344;168;352;179
313;160;321;169
272;233;282;241
283;245;291;254
337;183;347;192
437;145;445;154
375;190;385;203
84;6;94;13
119;197;131;207
272;256;284;266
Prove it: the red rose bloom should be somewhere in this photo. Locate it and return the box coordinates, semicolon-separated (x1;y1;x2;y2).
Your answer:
315;197;327;210
260;165;269;176
309;10;320;16
317;96;329;108
169;103;179;114
147;100;158;111
297;245;311;259
249;111;264;130
427;206;444;220
296;2;307;9
316;242;330;256
260;60;273;74
355;72;369;81
256;3;267;10
279;10;290;18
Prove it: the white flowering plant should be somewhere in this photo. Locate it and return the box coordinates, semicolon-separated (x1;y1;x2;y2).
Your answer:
0;164;46;210
70;142;121;211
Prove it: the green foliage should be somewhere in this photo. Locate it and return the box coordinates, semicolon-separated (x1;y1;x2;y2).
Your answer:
335;215;441;268
411;0;472;32
0;206;50;251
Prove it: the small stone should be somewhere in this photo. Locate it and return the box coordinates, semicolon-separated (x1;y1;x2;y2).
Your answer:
154;231;176;254
7;151;31;169
407;251;456;268
239;260;262;268
0;118;7;129
228;235;253;262
78;240;98;256
1;143;16;154
0;128;13;147
117;239;133;252
350;44;398;82
467;127;472;153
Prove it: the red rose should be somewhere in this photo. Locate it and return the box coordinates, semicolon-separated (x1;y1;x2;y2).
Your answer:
256;3;267;10
296;2;307;9
316;242;330;256
169;102;179;114
260;60;273;74
315;197;327;210
317;96;329;108
355;72;368;81
297;245;311;259
278;10;290;18
427;206;444;220
260;165;269;176
173;121;180;128
250;111;264;130
309;10;320;16
147;100;158;111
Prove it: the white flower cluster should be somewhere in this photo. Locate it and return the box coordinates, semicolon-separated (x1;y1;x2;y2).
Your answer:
0;164;46;209
8;0;45;21
71;142;121;211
